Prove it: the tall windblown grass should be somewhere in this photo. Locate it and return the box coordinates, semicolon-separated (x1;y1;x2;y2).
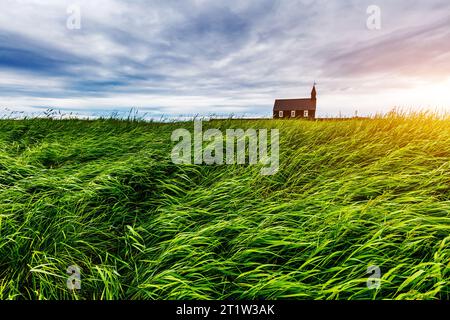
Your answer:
0;112;449;300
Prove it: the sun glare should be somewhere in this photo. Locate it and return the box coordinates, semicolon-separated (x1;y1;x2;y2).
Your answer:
391;77;450;111
412;78;450;108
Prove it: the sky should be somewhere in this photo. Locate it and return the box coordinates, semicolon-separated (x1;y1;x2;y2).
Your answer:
0;0;449;118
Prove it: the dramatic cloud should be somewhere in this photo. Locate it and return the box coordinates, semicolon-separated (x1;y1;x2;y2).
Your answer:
0;0;449;118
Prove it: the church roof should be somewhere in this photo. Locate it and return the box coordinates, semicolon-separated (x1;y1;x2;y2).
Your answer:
273;98;316;111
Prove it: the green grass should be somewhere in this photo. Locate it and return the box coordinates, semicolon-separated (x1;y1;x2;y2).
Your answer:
0;113;449;300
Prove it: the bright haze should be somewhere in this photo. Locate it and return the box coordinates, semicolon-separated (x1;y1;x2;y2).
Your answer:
0;0;449;118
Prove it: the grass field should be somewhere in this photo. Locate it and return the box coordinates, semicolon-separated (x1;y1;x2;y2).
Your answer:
0;114;449;300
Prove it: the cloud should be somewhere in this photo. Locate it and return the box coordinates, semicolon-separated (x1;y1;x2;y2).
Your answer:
0;31;88;75
0;0;448;117
323;17;450;80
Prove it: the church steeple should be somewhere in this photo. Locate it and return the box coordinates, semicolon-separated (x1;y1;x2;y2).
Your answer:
311;82;317;100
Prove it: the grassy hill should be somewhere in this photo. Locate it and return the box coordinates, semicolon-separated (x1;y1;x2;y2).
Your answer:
0;114;449;300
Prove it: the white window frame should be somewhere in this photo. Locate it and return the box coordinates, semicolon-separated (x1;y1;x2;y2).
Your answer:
279;111;284;118
291;111;296;118
304;110;309;117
